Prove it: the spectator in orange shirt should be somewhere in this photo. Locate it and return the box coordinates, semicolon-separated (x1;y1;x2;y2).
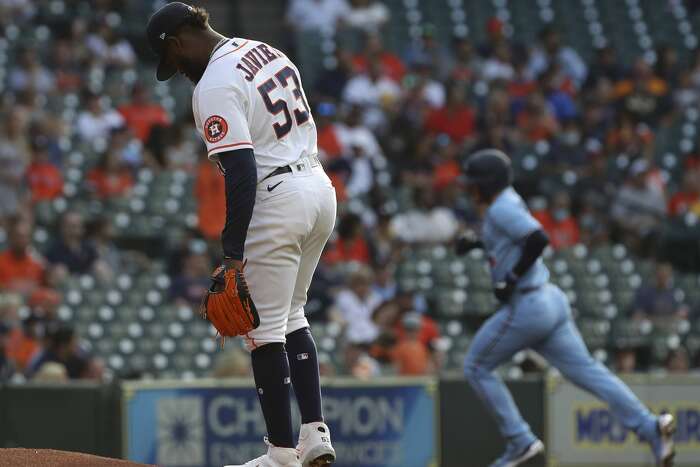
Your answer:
390;312;435;375
352;32;406;83
316;102;343;162
323;212;371;265
195;160;226;240
118;84;170;142
668;170;700;217
26;138;63;203
86;148;134;199
424;83;475;144
0;216;45;294
533;191;580;250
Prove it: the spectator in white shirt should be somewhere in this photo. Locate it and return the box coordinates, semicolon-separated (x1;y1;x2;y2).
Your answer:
345;0;390;33
334;265;383;344
9;48;54;94
481;42;515;83
75;93;124;142
86;24;136;68
286;0;350;34
527;26;587;88
343;59;401;129
390;187;459;244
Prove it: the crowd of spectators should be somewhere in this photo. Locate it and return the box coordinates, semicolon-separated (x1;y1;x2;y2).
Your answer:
1;0;700;383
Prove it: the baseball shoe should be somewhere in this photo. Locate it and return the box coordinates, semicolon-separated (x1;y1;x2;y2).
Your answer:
224;437;301;467
297;422;336;467
650;413;675;467
488;439;545;467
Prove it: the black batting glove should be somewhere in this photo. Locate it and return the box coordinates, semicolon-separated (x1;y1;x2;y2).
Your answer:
494;272;519;303
455;229;483;256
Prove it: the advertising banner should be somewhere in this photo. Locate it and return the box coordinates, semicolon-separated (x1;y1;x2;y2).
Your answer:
546;375;700;466
122;378;438;467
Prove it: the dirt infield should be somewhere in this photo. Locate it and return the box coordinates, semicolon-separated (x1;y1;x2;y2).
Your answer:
0;449;155;466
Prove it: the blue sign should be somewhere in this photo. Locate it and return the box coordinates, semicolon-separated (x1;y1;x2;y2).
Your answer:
123;379;437;467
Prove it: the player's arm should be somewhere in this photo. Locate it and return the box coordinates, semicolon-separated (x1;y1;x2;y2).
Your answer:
455;228;484;256
511;229;549;279
218;148;257;269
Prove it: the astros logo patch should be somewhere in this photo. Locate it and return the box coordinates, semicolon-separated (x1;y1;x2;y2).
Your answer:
204;115;228;143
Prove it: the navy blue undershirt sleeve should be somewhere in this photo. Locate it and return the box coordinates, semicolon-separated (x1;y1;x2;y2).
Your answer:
512;229;549;278
217;148;257;260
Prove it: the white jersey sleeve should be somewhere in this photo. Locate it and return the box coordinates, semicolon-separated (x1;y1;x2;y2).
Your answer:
193;84;254;159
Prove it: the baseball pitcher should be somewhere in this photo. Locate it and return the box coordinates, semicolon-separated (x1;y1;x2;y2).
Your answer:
458;149;675;467
147;4;336;467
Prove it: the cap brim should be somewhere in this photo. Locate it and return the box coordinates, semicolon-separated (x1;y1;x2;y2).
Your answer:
156;58;177;81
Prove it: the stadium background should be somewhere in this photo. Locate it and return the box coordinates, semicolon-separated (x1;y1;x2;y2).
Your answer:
1;0;700;466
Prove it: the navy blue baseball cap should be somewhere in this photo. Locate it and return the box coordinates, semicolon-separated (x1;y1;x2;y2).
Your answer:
146;2;194;81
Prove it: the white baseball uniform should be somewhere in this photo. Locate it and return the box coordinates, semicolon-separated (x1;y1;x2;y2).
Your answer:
192;38;337;349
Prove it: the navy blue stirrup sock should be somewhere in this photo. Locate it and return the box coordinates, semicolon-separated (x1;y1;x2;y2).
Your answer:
251;343;294;447
286;327;323;424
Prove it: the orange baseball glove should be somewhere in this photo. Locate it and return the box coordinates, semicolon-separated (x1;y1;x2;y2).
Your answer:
199;263;259;344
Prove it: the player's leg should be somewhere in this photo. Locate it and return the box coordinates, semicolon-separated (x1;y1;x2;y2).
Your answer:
286;172;337;466
534;284;674;464
234;180;311;466
464;300;552;465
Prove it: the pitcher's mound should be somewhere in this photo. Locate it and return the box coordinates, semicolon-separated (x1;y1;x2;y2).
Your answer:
0;449;155;466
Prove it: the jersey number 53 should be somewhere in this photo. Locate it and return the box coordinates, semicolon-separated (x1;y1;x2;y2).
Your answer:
257;66;311;139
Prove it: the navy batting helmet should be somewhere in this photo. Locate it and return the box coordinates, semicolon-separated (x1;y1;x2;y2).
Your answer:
463;149;513;200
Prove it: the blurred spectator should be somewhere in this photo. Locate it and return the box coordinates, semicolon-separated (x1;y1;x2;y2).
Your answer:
630;261;688;321
212;347;251;378
0;322;14;381
668;170;700;217
344;343;381;379
478;17;508;59
654;44;680;86
404;24;451;80
51;39;83;92
195;160;226;241
118;84;170;142
665;347;690;373
342;58;401;127
527;25;587;88
345;0;389;33
533;191;580;250
0;108;30;223
26;324;100;380
610;159;666;247
316;102;343;162
316;48;355;101
390;187;459;244
390;312;433;375
481;41;514;82
26;138;63;203
352;32;405;83
613;347;638;373
9;47;54;94
584;46;624;90
613;57;671;126
170;250;211;307
76;92;125;142
86;217;122;281
86;148;134;199
448;36;479;83
33;361;68;382
286;0;350;34
45;211;97;275
516;92;560;142
85;22;136;68
372;262;397;302
334;265;382;344
424;83;476;144
540;66;578;121
164;123;198;170
0;216;45;295
6;313;43;373
324;213;371;265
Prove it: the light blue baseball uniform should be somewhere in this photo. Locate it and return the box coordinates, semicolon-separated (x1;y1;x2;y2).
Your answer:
464;187;658;450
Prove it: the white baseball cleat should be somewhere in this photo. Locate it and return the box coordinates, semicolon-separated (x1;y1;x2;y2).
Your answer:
488;439;545;467
225;437;301;467
650;413;676;467
297;422;336;467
